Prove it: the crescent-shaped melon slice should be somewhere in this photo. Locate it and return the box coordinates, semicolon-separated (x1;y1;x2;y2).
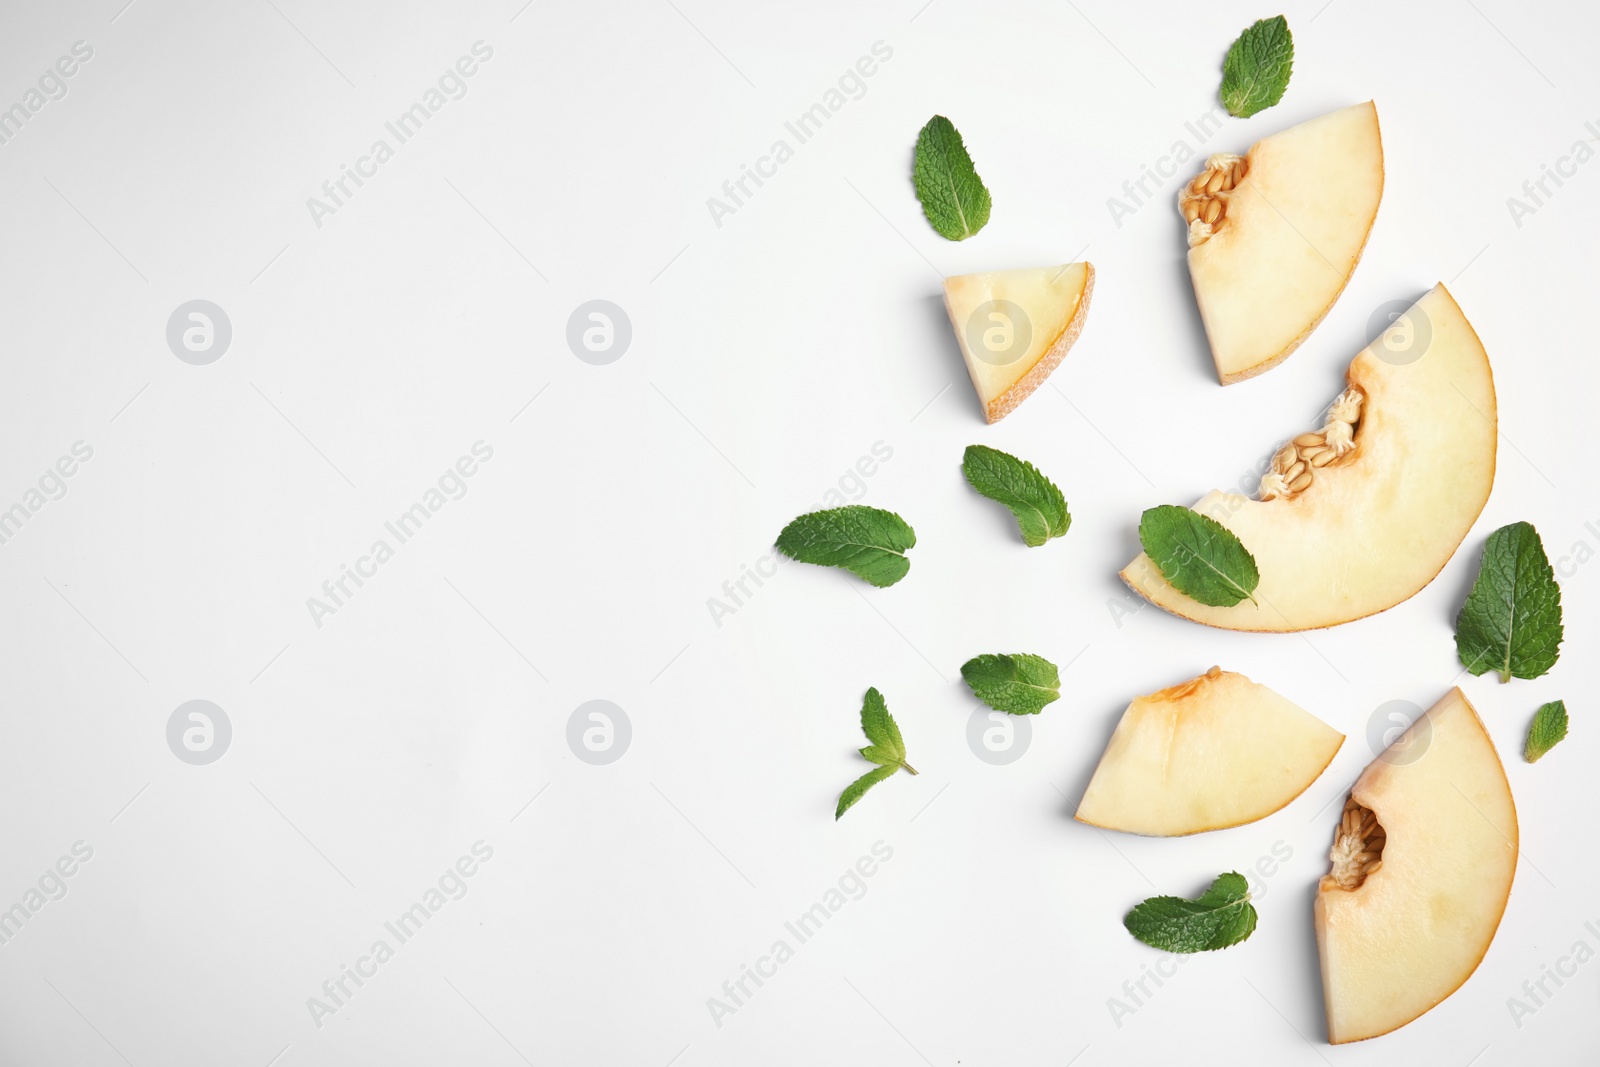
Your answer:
1075;667;1343;836
1184;101;1383;383
1121;283;1495;632
1315;688;1517;1043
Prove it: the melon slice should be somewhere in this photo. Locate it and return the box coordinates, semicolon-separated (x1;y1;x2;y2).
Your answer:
1315;688;1517;1043
1183;101;1383;383
1075;667;1343;836
942;262;1094;423
1121;284;1496;632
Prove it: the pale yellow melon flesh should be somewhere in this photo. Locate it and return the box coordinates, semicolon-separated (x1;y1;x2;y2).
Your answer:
942;262;1094;423
1187;101;1384;384
1121;284;1496;632
1075;667;1344;836
1315;688;1517;1043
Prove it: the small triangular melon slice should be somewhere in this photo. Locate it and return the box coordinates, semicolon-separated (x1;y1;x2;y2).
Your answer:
1075;667;1343;836
1184;101;1383;383
1315;688;1517;1043
942;262;1094;423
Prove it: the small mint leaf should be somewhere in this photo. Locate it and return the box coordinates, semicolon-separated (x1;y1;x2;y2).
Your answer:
1138;505;1260;607
776;506;916;588
961;445;1070;547
960;653;1061;715
1524;700;1568;763
913;116;992;241
1220;16;1294;118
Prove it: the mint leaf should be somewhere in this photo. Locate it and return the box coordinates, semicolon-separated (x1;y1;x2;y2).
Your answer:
913;116;991;241
836;765;899;819
961;653;1060;715
1124;872;1258;953
1455;521;1564;682
1220;16;1294;118
1524;700;1568;763
776;506;916;588
1138;505;1260;607
859;686;911;766
962;445;1070;547
836;687;916;820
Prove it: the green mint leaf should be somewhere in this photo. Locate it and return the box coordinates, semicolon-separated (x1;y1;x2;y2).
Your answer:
1524;700;1568;763
836;688;915;819
1124;872;1258;954
912;115;991;241
1455;521;1564;683
960;653;1060;715
836;765;899;819
776;505;916;588
961;445;1070;547
1138;505;1260;607
859;687;909;765
1220;16;1294;118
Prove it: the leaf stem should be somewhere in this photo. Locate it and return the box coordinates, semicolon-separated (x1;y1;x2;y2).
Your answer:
900;760;919;776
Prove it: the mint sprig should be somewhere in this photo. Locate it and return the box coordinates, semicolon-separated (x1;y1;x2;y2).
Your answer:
1455;521;1564;682
836;688;917;819
1220;16;1294;118
912;116;991;241
1124;872;1258;953
776;505;916;588
1138;505;1260;607
1524;700;1568;763
961;653;1060;715
961;445;1070;547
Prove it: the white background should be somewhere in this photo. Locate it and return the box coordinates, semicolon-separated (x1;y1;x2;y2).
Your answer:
0;0;1595;1064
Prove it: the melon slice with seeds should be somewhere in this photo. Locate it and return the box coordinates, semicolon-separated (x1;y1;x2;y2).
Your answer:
1183;101;1383;384
1315;687;1516;1043
1121;284;1495;632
